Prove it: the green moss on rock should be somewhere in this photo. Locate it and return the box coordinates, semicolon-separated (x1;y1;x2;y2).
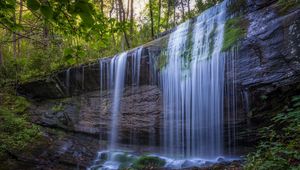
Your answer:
208;22;217;57
222;16;249;51
131;155;166;169
156;49;169;70
276;0;300;15
51;103;64;112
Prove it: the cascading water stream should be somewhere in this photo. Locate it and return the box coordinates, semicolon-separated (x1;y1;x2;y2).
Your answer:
132;47;143;87
160;0;228;159
129;47;143;145
109;52;128;151
66;68;71;95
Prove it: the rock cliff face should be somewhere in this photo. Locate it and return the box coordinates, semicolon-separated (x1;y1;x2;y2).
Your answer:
14;1;300;169
30;85;162;145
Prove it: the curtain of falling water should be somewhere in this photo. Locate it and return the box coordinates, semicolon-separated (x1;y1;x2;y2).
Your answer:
132;47;143;87
160;0;228;159
130;47;143;145
225;45;238;156
65;68;71;96
99;59;110;143
108;52;128;151
161;21;190;157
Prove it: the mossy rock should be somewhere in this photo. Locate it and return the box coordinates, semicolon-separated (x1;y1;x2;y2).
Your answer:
276;0;300;15
222;16;249;51
156;49;169;70
131;156;166;170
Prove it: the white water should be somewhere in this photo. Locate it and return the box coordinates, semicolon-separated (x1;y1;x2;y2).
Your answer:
109;52;128;151
160;1;228;159
129;47;143;145
225;46;238;155
131;47;143;87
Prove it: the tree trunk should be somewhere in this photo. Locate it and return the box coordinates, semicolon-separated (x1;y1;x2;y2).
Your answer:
0;46;3;66
118;0;130;49
158;0;161;33
43;22;49;47
17;0;23;58
130;0;134;35
109;0;115;18
100;0;104;14
126;0;130;19
173;0;176;26
149;0;154;39
187;0;190;16
181;0;185;21
13;7;17;60
109;0;117;49
167;0;171;29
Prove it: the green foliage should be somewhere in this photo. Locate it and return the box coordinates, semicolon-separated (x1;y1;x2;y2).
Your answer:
0;0;228;86
0;93;42;157
0;45;63;84
26;0;95;29
245;95;300;170
131;155;166;169
63;45;87;65
0;0;19;30
195;0;223;14
222;16;248;51
27;0;40;11
276;0;300;15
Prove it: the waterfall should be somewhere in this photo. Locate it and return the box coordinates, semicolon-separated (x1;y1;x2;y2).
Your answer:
109;52;128;151
129;47;143;145
65;68;71;95
225;46;238;156
89;0;239;169
131;47;143;87
160;1;228;159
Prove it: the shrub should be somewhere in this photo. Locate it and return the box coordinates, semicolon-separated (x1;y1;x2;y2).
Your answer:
245;95;300;170
0;93;42;158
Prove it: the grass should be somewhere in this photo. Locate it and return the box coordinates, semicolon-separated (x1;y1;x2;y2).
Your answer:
222;16;249;51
